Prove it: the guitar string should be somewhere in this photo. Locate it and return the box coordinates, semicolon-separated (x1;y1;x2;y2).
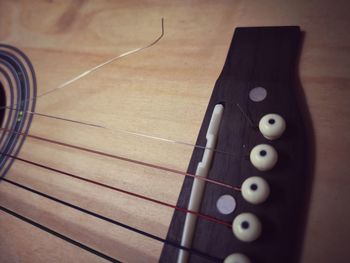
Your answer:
2;152;232;228
1;178;222;262
0;205;119;263
0;18;164;111
1;16;240;159
0;19;240;260
1;16;244;191
5;107;237;158
0;15;230;261
235;103;256;127
0;127;241;192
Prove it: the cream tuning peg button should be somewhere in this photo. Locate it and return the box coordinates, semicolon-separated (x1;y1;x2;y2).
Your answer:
259;113;286;140
232;213;262;242
242;176;270;204
250;144;278;171
224;253;251;263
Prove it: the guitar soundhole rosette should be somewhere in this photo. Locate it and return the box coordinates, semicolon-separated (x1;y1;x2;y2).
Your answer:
0;44;37;179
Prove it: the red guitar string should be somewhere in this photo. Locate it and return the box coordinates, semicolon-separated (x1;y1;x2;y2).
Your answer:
0;128;241;192
3;153;232;228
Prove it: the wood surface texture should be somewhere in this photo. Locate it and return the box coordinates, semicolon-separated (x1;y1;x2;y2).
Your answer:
0;0;349;263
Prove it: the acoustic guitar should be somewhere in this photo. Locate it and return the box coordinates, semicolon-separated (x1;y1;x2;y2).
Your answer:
0;1;349;263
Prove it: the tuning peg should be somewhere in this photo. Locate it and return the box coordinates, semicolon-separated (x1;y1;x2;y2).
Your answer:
232;213;262;242
250;144;278;171
259;113;286;140
242;176;270;204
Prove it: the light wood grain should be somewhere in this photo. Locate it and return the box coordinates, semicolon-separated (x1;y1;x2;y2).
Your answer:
0;0;349;262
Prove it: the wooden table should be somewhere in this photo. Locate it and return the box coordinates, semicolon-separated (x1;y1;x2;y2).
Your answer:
0;1;349;262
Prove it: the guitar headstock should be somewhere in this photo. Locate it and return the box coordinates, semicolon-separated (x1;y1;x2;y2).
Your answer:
161;26;311;263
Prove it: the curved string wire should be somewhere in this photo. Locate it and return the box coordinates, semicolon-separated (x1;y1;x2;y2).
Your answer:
2;16;238;159
37;19;165;99
0;18;164;111
0;18;235;261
